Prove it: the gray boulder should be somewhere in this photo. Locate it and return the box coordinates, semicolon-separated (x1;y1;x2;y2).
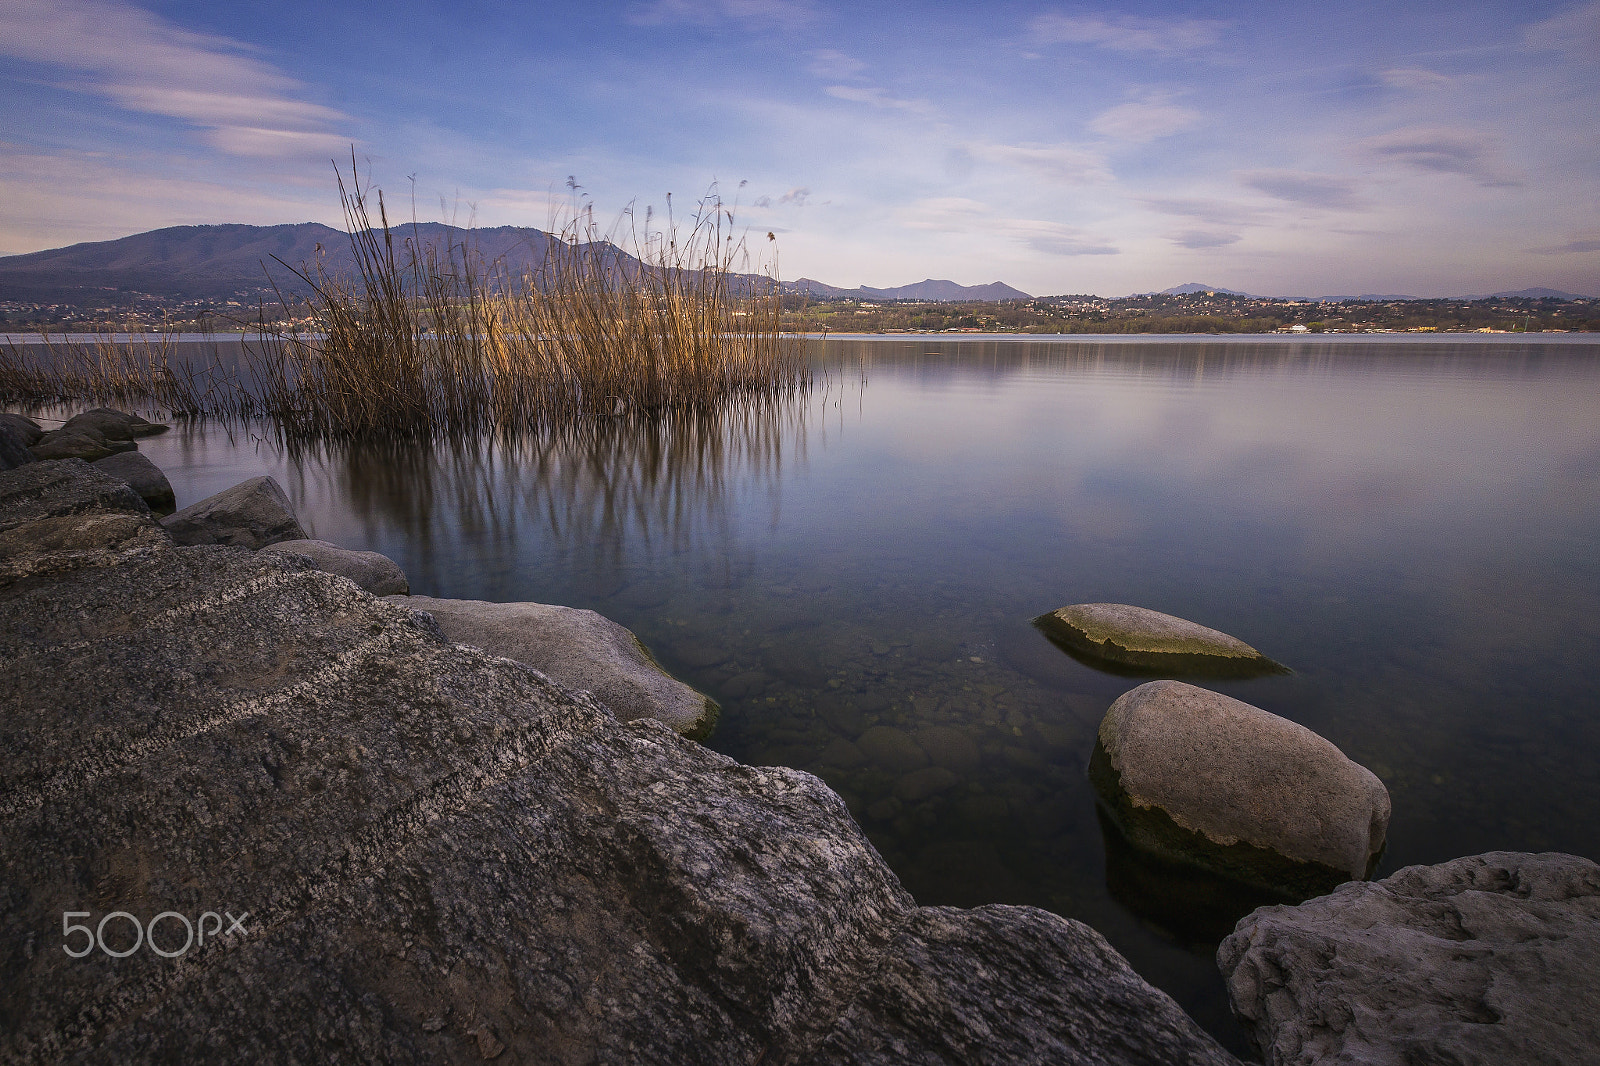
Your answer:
91;450;177;514
1092;681;1389;896
160;474;307;548
0;412;43;446
30;427;135;462
0;458;168;581
1036;603;1286;676
262;538;409;595
389;594;717;739
0;419;36;470
62;406;169;439
1219;851;1600;1066
0;468;1239;1065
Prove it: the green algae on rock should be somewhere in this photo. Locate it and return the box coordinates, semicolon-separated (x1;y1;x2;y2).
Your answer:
1035;603;1288;677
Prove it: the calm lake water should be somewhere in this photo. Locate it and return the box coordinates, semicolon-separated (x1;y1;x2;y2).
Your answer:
14;333;1600;1054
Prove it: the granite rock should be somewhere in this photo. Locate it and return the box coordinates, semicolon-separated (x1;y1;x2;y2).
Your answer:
0;419;37;470
62;407;169;439
1219;851;1600;1065
0;412;44;446
1036;603;1286;677
0;458;168;581
160;474;307;549
264;538;409;595
30;428;133;462
390;595;718;740
90;451;176;514
1093;680;1390;896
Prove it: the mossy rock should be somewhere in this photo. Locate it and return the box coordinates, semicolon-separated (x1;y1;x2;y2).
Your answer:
1035;602;1288;677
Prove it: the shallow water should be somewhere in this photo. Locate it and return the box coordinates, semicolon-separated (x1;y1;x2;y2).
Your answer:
16;333;1600;1055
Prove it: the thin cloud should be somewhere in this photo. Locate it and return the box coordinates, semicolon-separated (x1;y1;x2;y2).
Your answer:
628;0;818;30
1028;12;1226;55
807;49;866;80
999;219;1119;256
823;84;934;114
1238;169;1365;210
1530;237;1600;254
778;187;810;206
1360;126;1522;187
1379;68;1452;90
1090;100;1201;142
1169;230;1242;249
1141;197;1267;227
972;142;1113;185
896;197;990;232
1523;1;1600;55
0;0;352;159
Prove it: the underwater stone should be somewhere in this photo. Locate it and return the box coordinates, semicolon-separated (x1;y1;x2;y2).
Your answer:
63;406;169;440
1036;603;1287;676
857;725;929;774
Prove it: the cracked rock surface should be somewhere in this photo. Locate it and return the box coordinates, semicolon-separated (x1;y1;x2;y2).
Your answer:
1;460;1238;1065
1219;851;1600;1066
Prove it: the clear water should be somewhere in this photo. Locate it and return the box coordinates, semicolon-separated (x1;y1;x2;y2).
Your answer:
19;334;1600;1055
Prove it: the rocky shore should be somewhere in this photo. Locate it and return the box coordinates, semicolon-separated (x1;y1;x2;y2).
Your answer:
3;411;1596;1065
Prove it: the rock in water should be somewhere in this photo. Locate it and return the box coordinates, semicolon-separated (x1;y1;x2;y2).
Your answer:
63;406;170;439
0;419;36;470
30;427;133;462
1035;603;1286;676
1219;851;1600;1066
0;412;44;446
160;474;307;548
1092;680;1389;897
391;595;719;740
0;458;168;580
0;462;1240;1065
91;451;177;514
263;538;409;595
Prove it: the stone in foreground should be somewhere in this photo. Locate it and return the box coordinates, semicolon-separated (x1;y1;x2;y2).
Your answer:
1036;603;1286;676
91;450;177;514
0;412;44;446
0;458;168;580
160;474;308;548
0;460;1239;1065
264;538;409;595
1092;680;1389;897
1219;851;1600;1066
391;594;718;739
30;427;134;462
0;419;36;470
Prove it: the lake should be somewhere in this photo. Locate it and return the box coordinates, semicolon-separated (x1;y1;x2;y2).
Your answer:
15;332;1600;1054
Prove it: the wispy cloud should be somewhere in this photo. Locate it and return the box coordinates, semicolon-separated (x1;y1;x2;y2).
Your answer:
1360;127;1522;187
1378;68;1452;90
0;0;352;159
627;0;818;30
1530;236;1600;254
1001;219;1118;255
1141;197;1267;227
823;84;933;114
895;198;1116;255
972;142;1112;184
807;49;867;80
1168;229;1242;249
896;197;991;232
1089;100;1201;142
1238;169;1365;209
1523;1;1600;56
1028;12;1227;55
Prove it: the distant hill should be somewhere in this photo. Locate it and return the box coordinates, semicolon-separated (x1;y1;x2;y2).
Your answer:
0;223;564;307
1473;287;1592;300
1154;282;1257;297
790;277;1032;302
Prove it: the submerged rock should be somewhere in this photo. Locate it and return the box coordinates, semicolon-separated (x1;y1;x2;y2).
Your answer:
1036;603;1286;676
63;406;170;439
264;538;409;595
1092;680;1389;897
0;462;1240;1065
390;594;718;740
1219;851;1600;1066
160;474;307;549
91;450;177;514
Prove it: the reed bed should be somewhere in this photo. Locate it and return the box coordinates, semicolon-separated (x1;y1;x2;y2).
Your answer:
2;163;806;441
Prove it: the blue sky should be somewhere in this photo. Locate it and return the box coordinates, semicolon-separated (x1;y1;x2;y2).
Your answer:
3;0;1598;296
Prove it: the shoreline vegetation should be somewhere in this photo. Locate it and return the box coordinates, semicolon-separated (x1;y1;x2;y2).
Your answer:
0;164;807;440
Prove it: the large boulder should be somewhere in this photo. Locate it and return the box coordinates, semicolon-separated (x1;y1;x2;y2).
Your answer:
0;419;36;470
30;427;135;462
160;474;307;549
62;406;170;439
91;451;177;514
390;595;718;739
0;468;1240;1065
0;412;44;446
263;538;410;595
1219;851;1600;1066
1092;681;1389;897
0;458;168;581
1036;603;1286;677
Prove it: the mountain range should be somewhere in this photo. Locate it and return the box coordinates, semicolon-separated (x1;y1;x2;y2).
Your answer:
790;277;1033;301
1153;281;1593;301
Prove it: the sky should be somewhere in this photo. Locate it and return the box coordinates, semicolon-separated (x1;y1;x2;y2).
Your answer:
2;0;1598;297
